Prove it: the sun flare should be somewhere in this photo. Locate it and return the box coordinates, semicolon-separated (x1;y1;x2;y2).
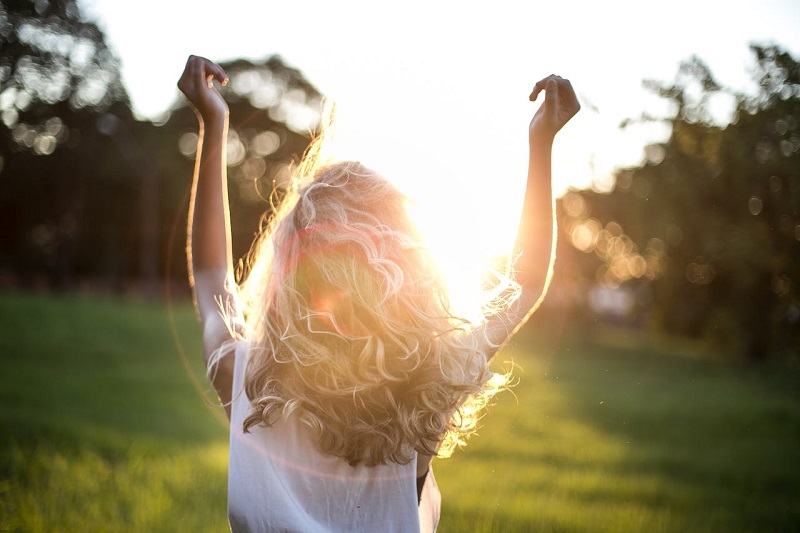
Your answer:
324;103;532;323
404;201;512;324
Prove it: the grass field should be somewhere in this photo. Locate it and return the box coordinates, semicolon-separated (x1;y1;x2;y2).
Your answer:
1;292;799;532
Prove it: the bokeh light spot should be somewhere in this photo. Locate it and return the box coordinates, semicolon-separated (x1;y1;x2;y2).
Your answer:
33;133;57;155
252;130;280;156
178;132;198;157
563;191;587;218
748;196;763;215
226;130;246;166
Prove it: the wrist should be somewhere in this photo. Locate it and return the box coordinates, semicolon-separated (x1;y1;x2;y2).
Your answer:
529;134;554;153
529;125;554;147
202;110;229;125
199;112;229;134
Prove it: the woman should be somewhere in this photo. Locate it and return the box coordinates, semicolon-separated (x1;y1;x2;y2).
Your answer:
178;55;579;531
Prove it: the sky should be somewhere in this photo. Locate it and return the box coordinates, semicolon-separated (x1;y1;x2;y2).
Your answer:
80;0;800;310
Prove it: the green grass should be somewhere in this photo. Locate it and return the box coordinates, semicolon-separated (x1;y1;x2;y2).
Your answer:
436;332;800;532
1;293;799;531
0;292;229;532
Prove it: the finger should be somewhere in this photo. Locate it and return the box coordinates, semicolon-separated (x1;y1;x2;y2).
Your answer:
553;78;581;118
560;78;581;112
544;78;559;113
529;81;544;101
529;74;561;101
208;63;229;86
188;55;228;87
529;78;548;101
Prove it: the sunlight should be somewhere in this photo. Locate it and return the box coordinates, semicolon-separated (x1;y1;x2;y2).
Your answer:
325;103;530;322
406;202;500;323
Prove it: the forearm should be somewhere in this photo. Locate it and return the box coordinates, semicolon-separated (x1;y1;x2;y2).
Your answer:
516;139;555;291
187;113;236;330
509;138;556;324
187;116;232;280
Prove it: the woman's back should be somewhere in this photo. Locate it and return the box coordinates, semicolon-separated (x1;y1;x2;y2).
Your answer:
227;342;440;532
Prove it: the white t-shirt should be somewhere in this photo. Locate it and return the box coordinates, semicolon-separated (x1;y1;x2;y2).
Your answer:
227;342;441;532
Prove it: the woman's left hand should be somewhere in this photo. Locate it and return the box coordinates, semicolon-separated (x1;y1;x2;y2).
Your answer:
528;74;580;145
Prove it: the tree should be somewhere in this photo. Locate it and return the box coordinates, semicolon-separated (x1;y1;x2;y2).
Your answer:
554;44;800;360
0;0;127;126
0;2;324;295
0;0;133;289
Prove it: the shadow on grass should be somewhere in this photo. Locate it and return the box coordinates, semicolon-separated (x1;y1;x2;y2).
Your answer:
503;327;800;531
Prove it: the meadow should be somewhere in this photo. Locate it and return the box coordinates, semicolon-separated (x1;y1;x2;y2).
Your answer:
1;292;798;532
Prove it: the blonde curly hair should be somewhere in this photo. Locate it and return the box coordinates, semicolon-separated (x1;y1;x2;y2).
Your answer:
230;145;512;467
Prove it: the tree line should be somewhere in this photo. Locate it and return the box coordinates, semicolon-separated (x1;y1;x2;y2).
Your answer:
0;0;321;296
548;45;800;360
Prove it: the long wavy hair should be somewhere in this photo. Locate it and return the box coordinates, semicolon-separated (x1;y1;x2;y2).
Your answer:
224;138;512;467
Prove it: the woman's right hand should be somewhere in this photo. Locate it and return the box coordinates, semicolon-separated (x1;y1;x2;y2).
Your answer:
177;55;229;123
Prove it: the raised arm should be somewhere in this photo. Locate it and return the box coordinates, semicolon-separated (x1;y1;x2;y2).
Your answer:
178;55;236;417
482;75;580;354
